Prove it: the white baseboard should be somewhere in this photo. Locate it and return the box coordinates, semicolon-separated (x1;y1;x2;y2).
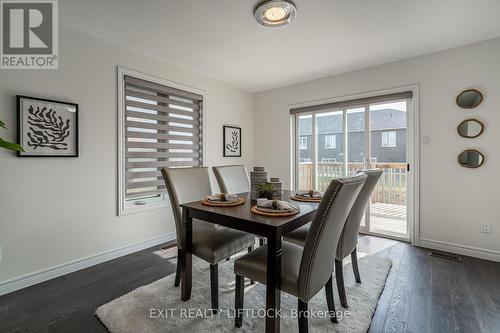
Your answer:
419;238;500;262
0;232;176;296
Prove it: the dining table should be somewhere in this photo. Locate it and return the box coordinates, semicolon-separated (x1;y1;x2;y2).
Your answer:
179;190;320;333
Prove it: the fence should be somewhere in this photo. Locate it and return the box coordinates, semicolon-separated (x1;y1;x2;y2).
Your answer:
298;162;407;205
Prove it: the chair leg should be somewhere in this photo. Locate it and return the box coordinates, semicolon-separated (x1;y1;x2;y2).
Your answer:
247;246;255;285
174;248;181;287
235;275;245;327
210;264;219;313
298;299;308;333
324;275;338;323
351;248;361;283
335;259;348;308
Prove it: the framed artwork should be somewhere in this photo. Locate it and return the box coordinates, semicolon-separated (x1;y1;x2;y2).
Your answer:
17;95;78;157
223;125;241;157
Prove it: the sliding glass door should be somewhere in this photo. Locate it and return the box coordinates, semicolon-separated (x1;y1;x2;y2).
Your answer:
297;114;313;189
295;97;410;240
366;101;408;237
316;110;345;190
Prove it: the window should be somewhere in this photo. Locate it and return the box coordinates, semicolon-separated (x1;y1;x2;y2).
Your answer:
299;136;307;149
324;135;336;149
292;90;412;192
299;158;311;163
118;68;204;215
381;131;397;148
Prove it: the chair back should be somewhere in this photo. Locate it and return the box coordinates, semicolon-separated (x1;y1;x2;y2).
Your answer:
297;173;367;302
161;167;214;249
336;169;383;260
212;165;250;194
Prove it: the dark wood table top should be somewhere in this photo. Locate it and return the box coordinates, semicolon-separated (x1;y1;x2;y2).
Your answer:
180;190;320;236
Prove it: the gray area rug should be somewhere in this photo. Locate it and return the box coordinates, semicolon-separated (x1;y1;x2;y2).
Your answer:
96;252;391;333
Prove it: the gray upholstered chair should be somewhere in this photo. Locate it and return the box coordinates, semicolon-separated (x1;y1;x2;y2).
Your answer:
213;165;265;248
212;165;251;194
284;169;383;308
233;174;367;332
161;167;256;312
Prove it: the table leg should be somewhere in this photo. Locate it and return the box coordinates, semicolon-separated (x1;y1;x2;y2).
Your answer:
266;233;282;333
181;207;192;301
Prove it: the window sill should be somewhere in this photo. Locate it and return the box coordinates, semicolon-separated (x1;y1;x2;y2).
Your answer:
118;200;171;216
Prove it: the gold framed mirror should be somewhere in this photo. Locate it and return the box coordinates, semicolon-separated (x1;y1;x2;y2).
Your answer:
457;119;484;138
458;149;484;168
456;89;483;109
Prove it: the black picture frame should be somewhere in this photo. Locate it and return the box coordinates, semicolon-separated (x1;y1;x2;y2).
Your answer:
17;95;79;157
223;125;241;157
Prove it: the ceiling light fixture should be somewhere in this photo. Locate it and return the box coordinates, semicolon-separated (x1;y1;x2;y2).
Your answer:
254;0;297;27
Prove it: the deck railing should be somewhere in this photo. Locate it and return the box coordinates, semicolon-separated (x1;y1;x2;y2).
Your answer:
298;162;407;205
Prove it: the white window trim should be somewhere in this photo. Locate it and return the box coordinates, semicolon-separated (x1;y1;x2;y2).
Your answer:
299;136;307;150
324;135;336;149
117;66;207;216
381;131;397;148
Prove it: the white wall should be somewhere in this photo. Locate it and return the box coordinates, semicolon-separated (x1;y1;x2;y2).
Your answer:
254;38;500;261
0;27;253;284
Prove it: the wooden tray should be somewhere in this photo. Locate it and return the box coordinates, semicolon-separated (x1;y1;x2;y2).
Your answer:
251;205;300;217
290;195;322;203
201;197;245;207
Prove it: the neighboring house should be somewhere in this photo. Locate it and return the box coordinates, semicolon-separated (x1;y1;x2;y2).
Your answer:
298;109;406;163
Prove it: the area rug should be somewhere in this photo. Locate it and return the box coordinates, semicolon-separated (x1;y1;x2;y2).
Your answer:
96;253;391;333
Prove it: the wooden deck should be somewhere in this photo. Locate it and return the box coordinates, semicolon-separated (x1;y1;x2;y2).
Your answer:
298;162;409;238
370;202;407;236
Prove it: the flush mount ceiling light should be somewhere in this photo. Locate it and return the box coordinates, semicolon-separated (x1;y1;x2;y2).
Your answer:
254;0;297;27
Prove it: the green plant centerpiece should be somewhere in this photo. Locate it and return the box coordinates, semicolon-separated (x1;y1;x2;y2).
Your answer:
256;183;274;200
0;119;23;152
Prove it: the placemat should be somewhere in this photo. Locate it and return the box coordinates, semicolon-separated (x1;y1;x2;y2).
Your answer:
251;205;300;217
290;195;322;203
201;197;246;207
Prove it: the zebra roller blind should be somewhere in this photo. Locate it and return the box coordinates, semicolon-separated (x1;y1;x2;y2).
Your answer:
123;75;203;201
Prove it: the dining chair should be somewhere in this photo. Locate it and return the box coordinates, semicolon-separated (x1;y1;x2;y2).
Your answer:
212;165;251;194
213;165;265;247
161;167;256;312
233;173;367;332
284;169;383;308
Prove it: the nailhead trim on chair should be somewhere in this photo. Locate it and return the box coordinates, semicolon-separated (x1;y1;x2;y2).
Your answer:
299;181;342;301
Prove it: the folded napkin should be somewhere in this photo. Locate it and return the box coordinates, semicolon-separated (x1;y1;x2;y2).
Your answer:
207;193;240;202
257;198;298;212
296;190;323;198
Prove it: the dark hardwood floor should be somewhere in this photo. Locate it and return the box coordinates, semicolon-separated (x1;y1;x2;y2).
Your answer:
1;235;499;332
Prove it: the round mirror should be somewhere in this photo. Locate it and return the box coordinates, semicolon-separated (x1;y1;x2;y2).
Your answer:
456;89;483;109
457;119;484;138
458;149;484;168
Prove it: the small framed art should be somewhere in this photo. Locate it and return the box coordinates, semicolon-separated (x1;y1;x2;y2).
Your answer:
17;95;78;157
223;125;241;157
